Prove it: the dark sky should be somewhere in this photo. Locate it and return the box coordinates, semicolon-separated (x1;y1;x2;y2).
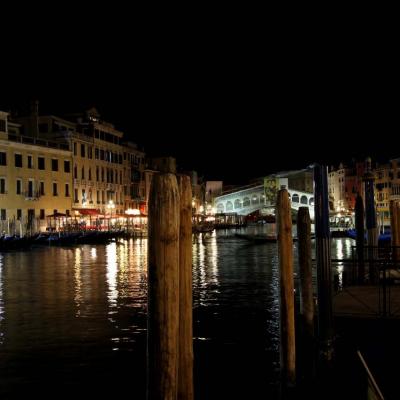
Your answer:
1;18;398;184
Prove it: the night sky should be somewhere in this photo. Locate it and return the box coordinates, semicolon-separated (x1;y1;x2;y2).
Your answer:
1;20;397;184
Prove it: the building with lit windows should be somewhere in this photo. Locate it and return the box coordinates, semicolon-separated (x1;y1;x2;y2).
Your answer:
0;111;72;231
13;105;146;218
0;103;147;232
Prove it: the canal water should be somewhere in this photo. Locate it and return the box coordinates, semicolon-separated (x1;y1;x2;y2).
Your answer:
0;227;353;399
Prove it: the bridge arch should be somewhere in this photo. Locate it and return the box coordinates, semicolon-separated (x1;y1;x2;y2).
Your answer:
251;195;259;205
292;194;299;203
234;199;242;209
217;203;224;213
309;197;314;206
301;195;308;205
226;201;233;211
243;197;250;207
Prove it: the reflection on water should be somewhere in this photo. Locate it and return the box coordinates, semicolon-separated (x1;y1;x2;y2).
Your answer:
0;231;354;398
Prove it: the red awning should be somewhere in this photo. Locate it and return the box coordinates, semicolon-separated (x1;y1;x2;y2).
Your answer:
74;209;99;216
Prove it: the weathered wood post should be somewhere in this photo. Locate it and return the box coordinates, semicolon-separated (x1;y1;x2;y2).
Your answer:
147;159;180;400
364;158;378;284
297;207;314;338
314;164;333;362
355;194;365;284
277;187;296;388
178;175;194;400
390;200;399;263
396;203;400;264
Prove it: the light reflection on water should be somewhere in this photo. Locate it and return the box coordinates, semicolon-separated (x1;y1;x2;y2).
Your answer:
0;231;354;398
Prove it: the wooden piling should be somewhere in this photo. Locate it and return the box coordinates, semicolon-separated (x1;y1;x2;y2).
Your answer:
297;207;314;338
390;200;398;261
276;188;296;387
364;164;378;284
147;172;180;400
396;203;400;263
178;175;194;400
355;195;365;284
314;164;333;362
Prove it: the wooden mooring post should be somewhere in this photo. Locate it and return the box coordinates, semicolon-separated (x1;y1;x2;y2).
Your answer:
355;194;365;284
297;207;314;338
314;164;333;362
178;175;194;400
391;200;400;263
364;158;378;284
147;168;180;400
277;187;296;388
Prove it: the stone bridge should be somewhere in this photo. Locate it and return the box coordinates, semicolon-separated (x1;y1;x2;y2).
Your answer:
214;182;314;219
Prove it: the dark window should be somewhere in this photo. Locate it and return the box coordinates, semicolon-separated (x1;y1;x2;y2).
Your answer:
64;160;70;173
38;157;45;170
96;166;99;181
81;144;85;158
52;159;58;171
0;178;5;194
17;209;22;220
73;142;77;156
28;181;33;197
65;183;70;197
16;179;21;195
1;209;6;220
100;149;104;160
89;168;92;181
74;189;79;203
40;209;45;220
66;209;70;217
95;148;99;159
40;181;45;196
15;154;22;167
27;155;33;169
81;167;85;180
53;182;58;196
0;119;6;132
0;152;6;166
74;165;77;179
88;146;92;159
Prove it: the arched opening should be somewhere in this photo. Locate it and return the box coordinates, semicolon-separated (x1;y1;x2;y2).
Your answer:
234;199;242;209
226;201;233;211
301;195;308;204
292;194;299;203
309;197;314;206
243;197;250;207
251;195;259;205
217;203;224;213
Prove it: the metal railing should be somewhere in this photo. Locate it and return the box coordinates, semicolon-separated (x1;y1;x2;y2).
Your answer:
345;245;400;317
8;134;70;151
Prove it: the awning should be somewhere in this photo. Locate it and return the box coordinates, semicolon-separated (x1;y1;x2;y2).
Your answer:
74;209;99;216
46;212;67;218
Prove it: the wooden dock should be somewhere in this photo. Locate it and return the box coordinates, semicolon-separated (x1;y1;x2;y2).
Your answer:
333;285;400;318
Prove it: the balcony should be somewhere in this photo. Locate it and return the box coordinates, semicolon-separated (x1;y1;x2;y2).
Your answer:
7;134;70;151
24;191;39;200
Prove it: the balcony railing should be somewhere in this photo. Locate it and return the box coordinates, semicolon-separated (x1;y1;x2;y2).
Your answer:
8;134;70;151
